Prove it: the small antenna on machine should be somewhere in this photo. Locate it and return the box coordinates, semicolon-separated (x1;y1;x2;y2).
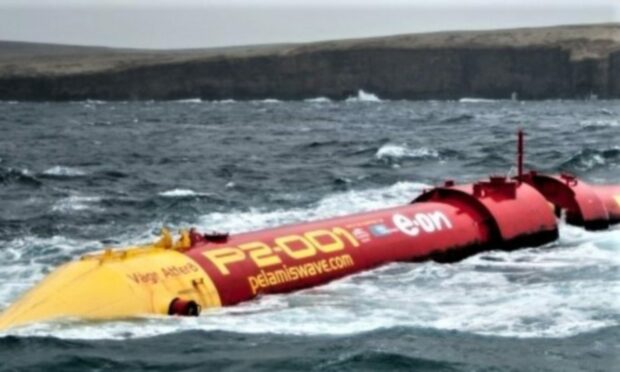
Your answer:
517;129;524;184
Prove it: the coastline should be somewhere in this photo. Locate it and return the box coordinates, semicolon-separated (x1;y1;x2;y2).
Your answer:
1;23;619;101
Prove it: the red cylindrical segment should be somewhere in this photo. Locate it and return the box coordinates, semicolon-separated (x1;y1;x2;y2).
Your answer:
184;179;561;306
463;181;556;242
590;185;620;223
524;173;611;230
416;179;558;246
186;201;491;305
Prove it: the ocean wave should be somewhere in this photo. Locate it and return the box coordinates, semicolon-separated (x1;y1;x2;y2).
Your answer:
197;181;428;234
302;139;342;149
0;167;41;186
561;147;620;171
97;170;128;179
41;166;86;177
440;113;475;123
345;90;382;102
158;189;212;198
51;195;103;213
579;119;619;128
175;98;236;104
375;144;439;161
0;235;103;308
459;97;498;103
304;97;332;103
175;98;202;103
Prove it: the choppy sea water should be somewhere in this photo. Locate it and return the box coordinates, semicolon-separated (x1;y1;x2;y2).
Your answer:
0;96;619;371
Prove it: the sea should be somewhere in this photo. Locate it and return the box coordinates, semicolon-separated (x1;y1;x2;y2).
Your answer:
0;93;618;371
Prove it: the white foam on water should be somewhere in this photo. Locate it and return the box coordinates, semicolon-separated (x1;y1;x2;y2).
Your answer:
304;97;332;103
569;149;613;170
175;98;202;103
1;184;619;341
197;181;427;234
459;97;498;103
582;154;606;169
158;189;211;198
51;195;103;213
579;119;620;128
346;90;381;102
375;143;439;160
41;166;86;177
0;235;103;309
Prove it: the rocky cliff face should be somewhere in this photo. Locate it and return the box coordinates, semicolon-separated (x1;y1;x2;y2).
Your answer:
1;24;619;101
610;51;620;97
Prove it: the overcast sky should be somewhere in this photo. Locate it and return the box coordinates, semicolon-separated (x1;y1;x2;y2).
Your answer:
1;0;618;49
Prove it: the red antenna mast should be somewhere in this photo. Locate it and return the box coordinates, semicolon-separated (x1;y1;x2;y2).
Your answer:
517;129;524;183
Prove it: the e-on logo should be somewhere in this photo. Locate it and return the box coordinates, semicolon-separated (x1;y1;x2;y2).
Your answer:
392;211;453;237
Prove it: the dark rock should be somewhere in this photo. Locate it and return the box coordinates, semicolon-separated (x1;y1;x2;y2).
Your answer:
0;24;618;101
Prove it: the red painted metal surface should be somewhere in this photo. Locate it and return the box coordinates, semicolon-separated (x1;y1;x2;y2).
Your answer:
416;177;558;247
186;202;488;305
590;185;620;224
178;129;611;310
184;178;559;306
522;172;613;230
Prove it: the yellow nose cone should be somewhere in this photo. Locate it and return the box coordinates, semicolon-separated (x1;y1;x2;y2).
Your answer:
0;246;221;331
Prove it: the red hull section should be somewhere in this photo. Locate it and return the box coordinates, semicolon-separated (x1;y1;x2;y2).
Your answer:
187;177;561;306
522;173;620;229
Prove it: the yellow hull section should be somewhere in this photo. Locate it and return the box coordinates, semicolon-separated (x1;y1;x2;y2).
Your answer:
0;243;221;330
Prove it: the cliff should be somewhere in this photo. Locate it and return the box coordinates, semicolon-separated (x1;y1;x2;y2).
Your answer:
0;23;619;101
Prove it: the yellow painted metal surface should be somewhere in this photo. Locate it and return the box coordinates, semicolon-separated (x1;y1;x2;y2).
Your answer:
0;242;221;330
